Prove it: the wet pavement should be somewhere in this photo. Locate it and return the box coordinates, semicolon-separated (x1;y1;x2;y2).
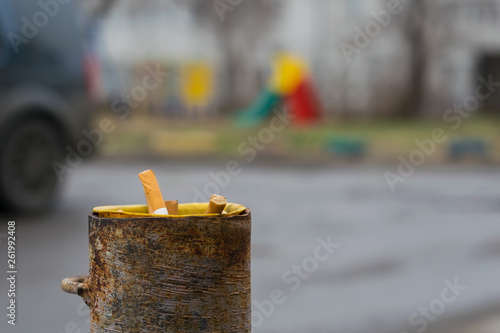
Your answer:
1;159;500;333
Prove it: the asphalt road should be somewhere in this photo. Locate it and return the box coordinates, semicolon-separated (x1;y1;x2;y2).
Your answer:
1;159;500;333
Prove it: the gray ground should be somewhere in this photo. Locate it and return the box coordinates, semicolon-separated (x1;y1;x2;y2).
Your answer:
1;159;500;333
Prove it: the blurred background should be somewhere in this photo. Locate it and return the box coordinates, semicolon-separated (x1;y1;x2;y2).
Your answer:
1;0;500;332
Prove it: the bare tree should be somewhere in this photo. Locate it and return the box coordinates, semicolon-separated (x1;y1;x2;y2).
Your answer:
189;0;281;111
396;0;428;118
80;0;280;111
81;0;121;21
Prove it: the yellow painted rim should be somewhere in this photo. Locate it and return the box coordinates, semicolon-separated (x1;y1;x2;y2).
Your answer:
93;202;247;218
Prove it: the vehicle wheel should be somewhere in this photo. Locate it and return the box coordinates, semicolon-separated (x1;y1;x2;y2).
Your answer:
0;119;64;212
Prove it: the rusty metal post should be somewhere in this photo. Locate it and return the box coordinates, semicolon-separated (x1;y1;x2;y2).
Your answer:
62;210;251;332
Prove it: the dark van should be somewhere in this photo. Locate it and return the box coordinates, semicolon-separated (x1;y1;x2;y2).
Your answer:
0;0;95;212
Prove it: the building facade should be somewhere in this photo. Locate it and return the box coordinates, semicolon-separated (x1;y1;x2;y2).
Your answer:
95;0;500;118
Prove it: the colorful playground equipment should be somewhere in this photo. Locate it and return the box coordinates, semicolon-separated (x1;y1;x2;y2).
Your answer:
237;52;321;127
449;137;489;160
180;61;215;117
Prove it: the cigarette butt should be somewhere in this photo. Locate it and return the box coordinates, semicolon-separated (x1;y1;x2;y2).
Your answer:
205;194;227;214
165;200;179;215
146;198;153;214
138;170;169;215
